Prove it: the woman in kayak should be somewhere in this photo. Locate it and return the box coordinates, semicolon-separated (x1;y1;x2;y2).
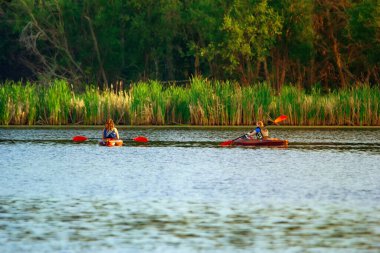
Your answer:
102;118;120;140
246;121;269;139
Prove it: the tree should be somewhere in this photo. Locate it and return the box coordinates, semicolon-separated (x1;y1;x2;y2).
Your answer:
201;0;282;84
181;0;226;78
314;0;350;89
1;0;379;89
348;0;380;83
124;0;182;81
0;0;33;81
269;0;314;91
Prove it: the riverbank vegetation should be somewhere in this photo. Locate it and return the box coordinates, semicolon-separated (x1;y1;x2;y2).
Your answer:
1;0;379;90
1;79;379;126
1;1;379;126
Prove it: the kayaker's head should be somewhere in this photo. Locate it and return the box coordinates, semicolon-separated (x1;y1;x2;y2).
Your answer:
256;121;264;128
105;118;115;131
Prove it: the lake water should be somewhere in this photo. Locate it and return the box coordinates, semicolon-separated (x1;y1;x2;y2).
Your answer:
0;127;380;253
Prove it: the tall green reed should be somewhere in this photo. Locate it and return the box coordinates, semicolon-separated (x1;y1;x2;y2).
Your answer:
39;80;72;124
129;81;152;125
0;79;379;126
0;81;14;125
188;77;213;125
0;81;39;125
250;82;272;124
277;85;303;125
81;86;101;125
25;82;38;125
165;85;190;124
148;80;167;125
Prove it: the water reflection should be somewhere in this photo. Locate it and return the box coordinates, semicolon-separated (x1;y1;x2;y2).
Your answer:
1;198;380;252
1;138;380;153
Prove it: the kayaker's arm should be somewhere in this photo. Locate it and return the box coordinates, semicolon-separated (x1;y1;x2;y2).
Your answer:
245;130;255;139
114;128;120;139
102;129;107;140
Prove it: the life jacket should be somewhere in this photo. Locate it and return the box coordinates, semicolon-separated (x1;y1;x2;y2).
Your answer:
103;128;117;139
255;127;263;139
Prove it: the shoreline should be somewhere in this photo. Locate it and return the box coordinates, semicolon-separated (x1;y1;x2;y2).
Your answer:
1;125;380;130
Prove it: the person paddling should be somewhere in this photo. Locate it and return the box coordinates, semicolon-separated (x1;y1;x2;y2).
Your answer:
102;118;120;140
246;121;269;140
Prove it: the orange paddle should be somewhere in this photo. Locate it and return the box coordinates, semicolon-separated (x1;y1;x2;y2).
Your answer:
72;135;149;143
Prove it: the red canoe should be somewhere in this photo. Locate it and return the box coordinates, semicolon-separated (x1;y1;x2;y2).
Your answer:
232;138;288;147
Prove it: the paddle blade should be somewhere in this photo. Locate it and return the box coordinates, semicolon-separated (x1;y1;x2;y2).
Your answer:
72;136;88;142
274;115;287;123
133;136;149;143
220;140;233;146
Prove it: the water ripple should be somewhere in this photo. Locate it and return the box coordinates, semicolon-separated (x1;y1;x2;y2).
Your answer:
1;198;380;253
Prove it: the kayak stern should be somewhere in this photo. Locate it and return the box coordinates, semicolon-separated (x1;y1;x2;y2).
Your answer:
232;138;288;147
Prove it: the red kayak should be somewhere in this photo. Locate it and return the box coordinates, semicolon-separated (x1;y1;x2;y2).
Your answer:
99;139;123;147
232;138;288;147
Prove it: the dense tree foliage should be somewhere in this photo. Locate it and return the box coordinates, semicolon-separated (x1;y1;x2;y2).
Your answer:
0;0;379;90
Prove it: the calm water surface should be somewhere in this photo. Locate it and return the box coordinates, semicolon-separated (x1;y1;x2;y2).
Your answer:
0;127;380;253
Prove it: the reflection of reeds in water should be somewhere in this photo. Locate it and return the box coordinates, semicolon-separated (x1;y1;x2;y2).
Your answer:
0;79;379;125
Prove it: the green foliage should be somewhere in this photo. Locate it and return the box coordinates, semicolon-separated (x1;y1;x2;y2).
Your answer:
349;0;378;43
348;0;380;65
270;0;314;64
1;0;380;90
202;0;282;81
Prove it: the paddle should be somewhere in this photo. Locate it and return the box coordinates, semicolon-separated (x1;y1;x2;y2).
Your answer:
72;135;88;142
220;115;287;146
132;136;149;143
72;135;149;143
273;115;288;124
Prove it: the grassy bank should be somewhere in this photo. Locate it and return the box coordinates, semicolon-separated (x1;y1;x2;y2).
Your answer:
1;78;379;126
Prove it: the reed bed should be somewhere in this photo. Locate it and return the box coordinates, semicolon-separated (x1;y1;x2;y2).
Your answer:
0;79;379;126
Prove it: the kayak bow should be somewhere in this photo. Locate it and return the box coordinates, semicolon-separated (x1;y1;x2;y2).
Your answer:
99;139;123;147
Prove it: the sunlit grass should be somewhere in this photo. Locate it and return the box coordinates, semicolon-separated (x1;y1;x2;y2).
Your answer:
165;84;190;124
41;80;72;124
0;81;38;125
0;79;379;126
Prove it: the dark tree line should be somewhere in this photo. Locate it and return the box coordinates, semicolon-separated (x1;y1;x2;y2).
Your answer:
0;0;379;90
